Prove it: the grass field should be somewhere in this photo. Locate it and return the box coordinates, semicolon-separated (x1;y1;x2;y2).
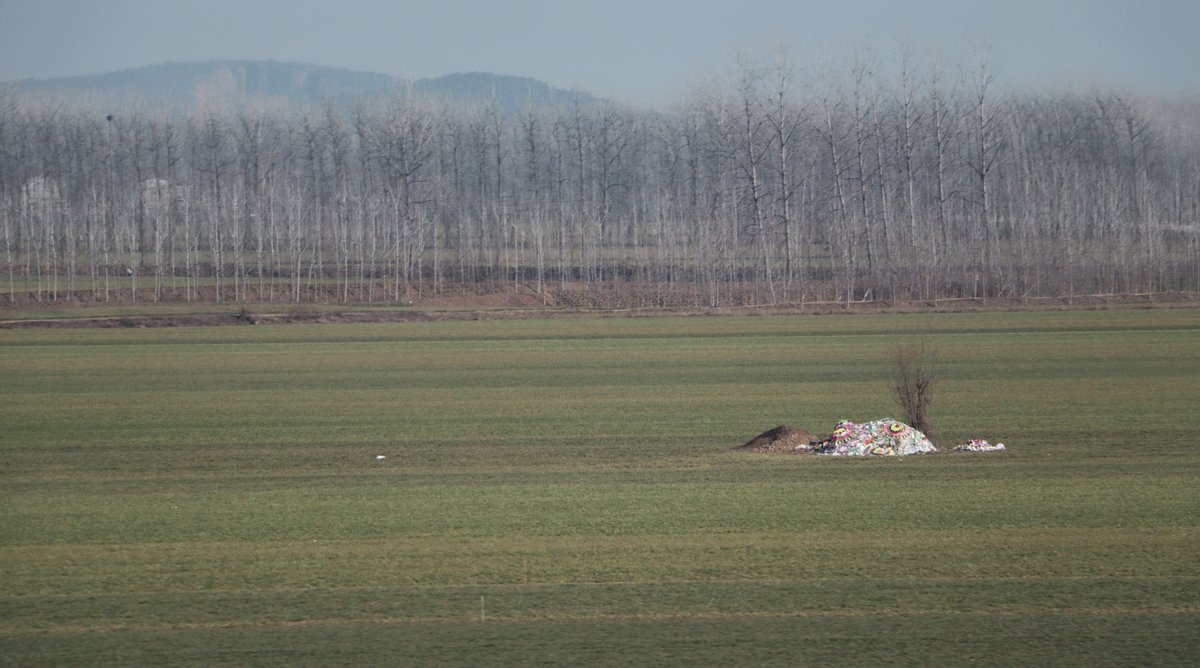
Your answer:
2;308;1199;666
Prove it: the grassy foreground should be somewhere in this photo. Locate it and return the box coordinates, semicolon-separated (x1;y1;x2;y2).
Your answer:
2;309;1199;666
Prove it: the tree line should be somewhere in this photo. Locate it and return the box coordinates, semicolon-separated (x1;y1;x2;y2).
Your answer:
3;51;1198;307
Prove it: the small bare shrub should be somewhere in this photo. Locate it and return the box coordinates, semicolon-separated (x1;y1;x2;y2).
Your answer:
286;303;320;322
892;340;941;446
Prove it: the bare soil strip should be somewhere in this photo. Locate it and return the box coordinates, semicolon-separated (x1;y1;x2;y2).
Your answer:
3;292;1199;329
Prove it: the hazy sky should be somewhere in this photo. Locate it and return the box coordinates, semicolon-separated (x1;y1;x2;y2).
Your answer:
2;0;1197;103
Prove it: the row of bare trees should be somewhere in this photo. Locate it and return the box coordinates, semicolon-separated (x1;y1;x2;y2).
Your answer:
3;53;1198;306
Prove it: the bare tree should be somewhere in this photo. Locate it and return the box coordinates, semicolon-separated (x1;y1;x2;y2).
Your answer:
2;48;1196;308
892;340;940;447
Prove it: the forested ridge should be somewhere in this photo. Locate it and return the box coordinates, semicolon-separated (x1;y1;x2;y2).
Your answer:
4;53;1199;307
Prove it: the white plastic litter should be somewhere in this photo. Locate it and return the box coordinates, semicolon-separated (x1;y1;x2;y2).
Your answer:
953;439;1006;452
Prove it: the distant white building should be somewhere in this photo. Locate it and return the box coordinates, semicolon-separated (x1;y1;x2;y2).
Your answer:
140;178;173;215
21;176;60;211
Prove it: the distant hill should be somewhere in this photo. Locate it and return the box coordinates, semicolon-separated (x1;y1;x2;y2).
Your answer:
412;71;595;113
7;60;600;114
10;61;397;111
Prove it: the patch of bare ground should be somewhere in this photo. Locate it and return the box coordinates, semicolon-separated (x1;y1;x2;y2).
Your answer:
738;425;824;453
417;291;550;309
2;288;1198;329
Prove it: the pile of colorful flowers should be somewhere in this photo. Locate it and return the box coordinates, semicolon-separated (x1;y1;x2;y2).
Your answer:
805;418;937;457
953;439;1006;452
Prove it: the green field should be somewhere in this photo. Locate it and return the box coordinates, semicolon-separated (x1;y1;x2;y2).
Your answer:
2;309;1199;666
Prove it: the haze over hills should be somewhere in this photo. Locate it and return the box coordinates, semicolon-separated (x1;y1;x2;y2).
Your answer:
5;60;602;114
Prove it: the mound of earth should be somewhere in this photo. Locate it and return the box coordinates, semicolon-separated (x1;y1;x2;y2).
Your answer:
738;425;822;453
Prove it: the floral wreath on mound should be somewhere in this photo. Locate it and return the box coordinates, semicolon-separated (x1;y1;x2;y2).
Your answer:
796;418;1007;456
807;418;936;457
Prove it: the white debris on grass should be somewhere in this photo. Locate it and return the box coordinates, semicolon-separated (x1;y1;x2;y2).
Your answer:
953;439;1006;452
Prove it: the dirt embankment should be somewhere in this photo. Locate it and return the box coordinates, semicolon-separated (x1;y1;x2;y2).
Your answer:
3;290;1199;329
0;309;539;329
738;425;824;453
